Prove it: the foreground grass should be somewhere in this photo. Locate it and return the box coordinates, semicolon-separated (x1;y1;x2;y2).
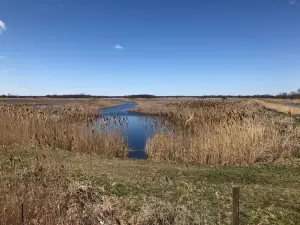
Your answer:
1;147;300;224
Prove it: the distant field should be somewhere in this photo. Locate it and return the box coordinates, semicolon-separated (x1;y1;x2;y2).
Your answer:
0;97;123;106
256;99;300;116
130;97;234;114
265;98;300;104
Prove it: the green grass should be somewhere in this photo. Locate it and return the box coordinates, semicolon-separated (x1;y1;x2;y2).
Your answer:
1;147;300;224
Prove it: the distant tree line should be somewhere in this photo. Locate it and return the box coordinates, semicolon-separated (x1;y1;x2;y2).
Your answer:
275;88;300;99
125;94;157;98
1;89;299;99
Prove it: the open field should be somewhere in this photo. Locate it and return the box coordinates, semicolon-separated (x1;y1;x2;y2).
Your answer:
130;98;225;115
0;98;123;107
1;147;300;225
264;99;300;104
1;98;300;224
130;98;249;115
129;98;186;114
255;99;300;116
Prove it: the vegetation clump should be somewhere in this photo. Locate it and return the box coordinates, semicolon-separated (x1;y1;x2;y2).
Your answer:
0;103;128;157
147;100;300;164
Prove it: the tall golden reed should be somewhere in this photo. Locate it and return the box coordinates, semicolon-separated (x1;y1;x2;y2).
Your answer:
146;100;300;164
0;103;128;157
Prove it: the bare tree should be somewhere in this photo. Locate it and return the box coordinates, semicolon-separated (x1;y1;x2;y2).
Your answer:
290;91;298;96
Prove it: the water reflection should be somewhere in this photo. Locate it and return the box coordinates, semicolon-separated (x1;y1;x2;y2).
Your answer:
96;102;158;159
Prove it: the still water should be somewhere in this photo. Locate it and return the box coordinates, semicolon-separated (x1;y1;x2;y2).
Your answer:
97;102;158;159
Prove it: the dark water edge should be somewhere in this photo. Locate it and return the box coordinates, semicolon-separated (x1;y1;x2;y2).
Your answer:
283;102;300;107
97;102;158;159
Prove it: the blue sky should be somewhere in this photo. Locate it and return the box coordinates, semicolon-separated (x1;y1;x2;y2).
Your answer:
0;0;299;96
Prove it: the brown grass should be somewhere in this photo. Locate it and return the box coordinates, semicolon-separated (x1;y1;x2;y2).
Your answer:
129;98;200;115
146;100;300;164
0;97;124;107
0;148;202;224
255;99;300;116
1;147;299;224
264;98;300;104
1;98;300;224
0;103;128;157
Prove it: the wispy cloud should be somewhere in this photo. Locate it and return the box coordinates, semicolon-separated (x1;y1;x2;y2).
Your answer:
0;56;5;59
3;70;8;74
114;45;124;49
43;6;49;12
0;20;6;33
288;0;297;4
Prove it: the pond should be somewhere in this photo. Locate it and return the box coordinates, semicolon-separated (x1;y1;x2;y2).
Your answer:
96;102;159;159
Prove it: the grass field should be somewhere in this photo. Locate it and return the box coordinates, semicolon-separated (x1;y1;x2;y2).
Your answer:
1;98;300;224
1;147;300;225
0;97;123;107
255;99;300;116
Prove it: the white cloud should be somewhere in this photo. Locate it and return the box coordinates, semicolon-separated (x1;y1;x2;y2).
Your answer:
3;70;8;74
0;20;6;33
0;56;5;59
288;0;297;4
114;45;124;49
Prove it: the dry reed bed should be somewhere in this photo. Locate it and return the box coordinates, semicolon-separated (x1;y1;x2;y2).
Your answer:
0;103;128;157
128;98;202;115
146;100;300;164
255;99;300;116
265;98;300;104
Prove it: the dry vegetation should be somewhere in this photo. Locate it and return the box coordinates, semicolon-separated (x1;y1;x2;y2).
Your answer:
1;98;300;224
0;101;128;157
267;98;300;104
1;147;299;225
0;97;123;107
255;99;300;116
146;100;300;164
129;98;199;115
